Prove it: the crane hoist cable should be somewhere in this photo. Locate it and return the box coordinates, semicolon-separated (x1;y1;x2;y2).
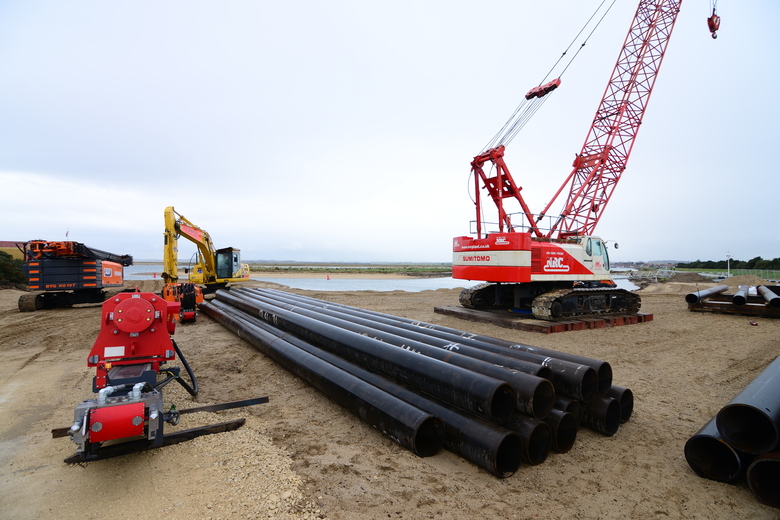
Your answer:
481;0;617;154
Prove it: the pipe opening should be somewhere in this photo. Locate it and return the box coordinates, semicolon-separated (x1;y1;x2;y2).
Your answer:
524;421;551;465
584;397;621;436
684;436;742;482
581;367;600;402
532;379;555;420
747;454;780;508
608;386;634;423
595;363;613;395
490;383;518;425
414;416;446;458
548;410;578;453
718;404;779;454
494;432;523;478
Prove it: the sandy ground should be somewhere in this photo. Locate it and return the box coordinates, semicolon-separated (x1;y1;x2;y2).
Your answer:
1;276;779;519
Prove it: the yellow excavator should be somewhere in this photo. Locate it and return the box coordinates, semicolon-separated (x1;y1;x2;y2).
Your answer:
162;206;251;321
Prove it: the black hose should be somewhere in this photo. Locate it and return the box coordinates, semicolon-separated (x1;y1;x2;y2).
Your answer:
171;338;199;396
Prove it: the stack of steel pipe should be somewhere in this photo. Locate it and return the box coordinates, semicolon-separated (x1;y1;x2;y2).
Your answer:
685;355;780;508
200;288;633;477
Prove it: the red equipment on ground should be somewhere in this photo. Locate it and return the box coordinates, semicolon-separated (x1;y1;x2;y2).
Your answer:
56;289;268;462
453;0;685;320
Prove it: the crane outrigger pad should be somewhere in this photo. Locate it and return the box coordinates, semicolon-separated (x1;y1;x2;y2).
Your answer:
434;306;652;334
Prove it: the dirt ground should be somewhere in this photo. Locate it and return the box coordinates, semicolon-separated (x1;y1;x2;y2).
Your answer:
1;276;779;520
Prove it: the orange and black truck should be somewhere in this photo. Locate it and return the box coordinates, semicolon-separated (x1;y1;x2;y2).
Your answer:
19;241;133;311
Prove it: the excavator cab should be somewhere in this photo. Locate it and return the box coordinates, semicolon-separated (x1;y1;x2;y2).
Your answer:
215;248;242;279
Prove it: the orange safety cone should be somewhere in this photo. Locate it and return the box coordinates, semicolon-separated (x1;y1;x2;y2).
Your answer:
153;273;157;278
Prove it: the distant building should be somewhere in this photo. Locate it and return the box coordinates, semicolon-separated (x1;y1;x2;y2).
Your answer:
0;241;26;260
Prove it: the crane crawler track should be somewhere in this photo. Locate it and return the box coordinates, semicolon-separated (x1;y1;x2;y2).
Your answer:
531;288;641;321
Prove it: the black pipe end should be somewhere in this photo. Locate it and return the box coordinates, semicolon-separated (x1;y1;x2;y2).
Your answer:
413;416;446;458
717;404;779;455
684;435;744;483
523;419;551;465
732;295;747;307
494;431;523;478
747;453;780;508
607;385;634;423
685;293;701;304
583;396;621;436
596;363;613;395
544;409;577;454
490;383;518;425
531;378;555;420
580;367;600;402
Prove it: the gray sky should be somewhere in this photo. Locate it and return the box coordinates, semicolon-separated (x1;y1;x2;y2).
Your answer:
1;1;776;264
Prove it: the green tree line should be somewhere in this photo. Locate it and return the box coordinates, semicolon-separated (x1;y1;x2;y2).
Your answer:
676;257;780;270
0;251;26;285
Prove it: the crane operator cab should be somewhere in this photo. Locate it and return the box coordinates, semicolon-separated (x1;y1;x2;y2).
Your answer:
578;236;610;278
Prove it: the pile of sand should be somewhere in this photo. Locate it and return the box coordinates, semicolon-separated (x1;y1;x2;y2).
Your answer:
720;274;771;286
665;272;712;283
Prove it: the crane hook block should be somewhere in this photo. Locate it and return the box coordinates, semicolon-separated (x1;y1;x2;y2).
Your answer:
707;10;720;39
525;78;561;100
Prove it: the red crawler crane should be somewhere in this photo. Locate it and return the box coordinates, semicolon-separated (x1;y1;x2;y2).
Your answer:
454;0;683;320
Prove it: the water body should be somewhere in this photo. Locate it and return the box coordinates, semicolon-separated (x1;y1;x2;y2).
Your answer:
125;264;638;292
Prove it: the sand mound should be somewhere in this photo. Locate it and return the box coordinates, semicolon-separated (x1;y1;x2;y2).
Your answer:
666;272;712;283
720;274;771;286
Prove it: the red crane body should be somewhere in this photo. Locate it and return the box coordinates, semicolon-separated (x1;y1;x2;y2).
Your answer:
454;0;683;320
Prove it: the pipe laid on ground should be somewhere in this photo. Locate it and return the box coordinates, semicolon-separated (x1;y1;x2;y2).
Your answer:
554;396;582;427
503;413;551;465
215;290;517;425
242;288;554;381
757;285;780;309
716;355;780;454
582;396;621;436
685;285;729;304
232;289;553;419
197;301;445;458
684;417;752;483
248;288;600;402
732;285;749;307
541;408;578;453
747;452;780;508
606;385;634;423
203;301;523;477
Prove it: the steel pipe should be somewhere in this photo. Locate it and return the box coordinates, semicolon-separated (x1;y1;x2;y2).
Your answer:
215;290;517;424
747;452;780;508
716;355;780;454
198;301;445;457
239;288;554;380
685;284;729;304
203;301;523;477
231;289;553;419
732;285;749;307
606;385;634;423
503;413;551;465
757;285;780;309
582;396;621;436
554;396;582;427
247;288;600;401
541;408;578;453
684;417;752;483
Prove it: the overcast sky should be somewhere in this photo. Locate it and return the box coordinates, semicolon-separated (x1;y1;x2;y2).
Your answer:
1;1;777;264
